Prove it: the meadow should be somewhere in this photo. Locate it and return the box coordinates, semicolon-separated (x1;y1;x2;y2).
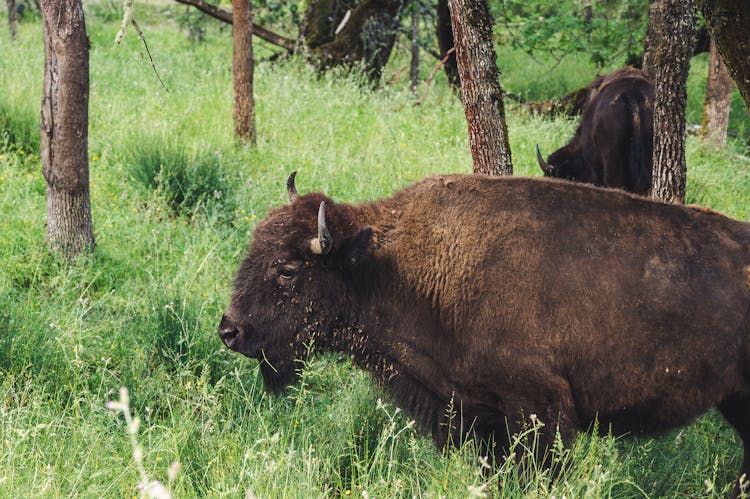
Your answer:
1;4;750;497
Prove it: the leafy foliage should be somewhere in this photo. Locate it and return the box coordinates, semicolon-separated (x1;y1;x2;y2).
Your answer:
252;0;302;26
495;0;648;68
174;5;210;43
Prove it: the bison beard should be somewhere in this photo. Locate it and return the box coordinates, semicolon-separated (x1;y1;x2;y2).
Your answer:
537;67;654;195
221;173;750;495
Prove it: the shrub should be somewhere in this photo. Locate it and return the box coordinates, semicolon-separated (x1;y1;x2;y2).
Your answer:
124;136;230;217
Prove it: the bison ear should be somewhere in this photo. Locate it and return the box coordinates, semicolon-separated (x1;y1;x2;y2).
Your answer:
339;227;373;269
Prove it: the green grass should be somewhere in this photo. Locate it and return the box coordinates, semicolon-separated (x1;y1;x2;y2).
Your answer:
1;4;749;497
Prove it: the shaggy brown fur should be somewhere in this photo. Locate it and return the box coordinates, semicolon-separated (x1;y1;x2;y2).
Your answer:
538;67;654;195
220;174;750;494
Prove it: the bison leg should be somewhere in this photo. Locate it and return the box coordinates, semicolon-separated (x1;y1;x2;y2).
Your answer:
718;393;750;498
502;376;579;475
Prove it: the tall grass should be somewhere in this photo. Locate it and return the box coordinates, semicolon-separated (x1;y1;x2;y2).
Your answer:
123;134;232;217
0;4;748;498
0;100;39;155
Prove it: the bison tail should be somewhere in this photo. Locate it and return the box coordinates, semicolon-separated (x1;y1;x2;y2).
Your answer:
626;96;650;195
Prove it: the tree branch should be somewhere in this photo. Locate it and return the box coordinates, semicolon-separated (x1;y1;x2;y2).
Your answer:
174;0;297;51
414;47;454;106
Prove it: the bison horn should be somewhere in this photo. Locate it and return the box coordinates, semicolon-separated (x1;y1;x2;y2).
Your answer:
287;171;299;202
536;145;555;176
310;201;333;255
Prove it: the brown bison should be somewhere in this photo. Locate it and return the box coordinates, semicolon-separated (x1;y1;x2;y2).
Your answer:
537;67;654;195
220;172;749;494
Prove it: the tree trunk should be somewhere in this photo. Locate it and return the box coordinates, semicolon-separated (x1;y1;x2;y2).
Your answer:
697;0;750;112
448;0;512;176
436;0;459;89
701;37;733;145
299;0;355;48
409;6;419;91
7;0;18;40
641;7;658;79
313;0;404;82
174;0;297;51
232;0;255;144
40;0;94;258
647;0;695;204
177;0;403;83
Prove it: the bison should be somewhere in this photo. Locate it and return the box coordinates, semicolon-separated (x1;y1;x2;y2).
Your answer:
537;67;654;195
220;172;749;495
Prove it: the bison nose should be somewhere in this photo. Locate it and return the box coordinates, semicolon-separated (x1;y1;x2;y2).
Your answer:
218;314;240;349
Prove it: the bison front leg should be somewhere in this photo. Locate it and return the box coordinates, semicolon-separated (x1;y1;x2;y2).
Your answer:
500;375;579;477
718;393;750;498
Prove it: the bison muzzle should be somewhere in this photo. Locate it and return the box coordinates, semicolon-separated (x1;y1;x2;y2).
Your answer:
221;172;750;495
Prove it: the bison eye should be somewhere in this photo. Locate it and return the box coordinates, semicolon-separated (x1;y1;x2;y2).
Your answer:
279;265;298;280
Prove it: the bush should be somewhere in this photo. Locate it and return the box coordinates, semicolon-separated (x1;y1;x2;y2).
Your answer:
124;136;231;217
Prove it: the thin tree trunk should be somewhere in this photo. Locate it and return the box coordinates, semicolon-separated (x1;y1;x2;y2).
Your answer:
701;37;733;145
409;7;419;91
641;7;658;79
7;0;18;40
41;0;94;258
448;0;512;176
647;0;695;204
697;0;750;112
232;0;255;144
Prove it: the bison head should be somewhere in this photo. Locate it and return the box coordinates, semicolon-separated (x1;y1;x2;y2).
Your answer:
536;144;587;183
219;172;373;392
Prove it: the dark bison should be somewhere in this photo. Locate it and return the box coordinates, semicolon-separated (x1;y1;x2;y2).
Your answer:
220;172;749;494
537;67;654;195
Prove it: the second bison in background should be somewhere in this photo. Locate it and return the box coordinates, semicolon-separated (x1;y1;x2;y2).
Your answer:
537;67;654;195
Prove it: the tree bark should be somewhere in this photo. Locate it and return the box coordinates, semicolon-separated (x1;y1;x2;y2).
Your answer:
448;0;512;176
313;0;404;82
299;0;355;48
436;0;459;89
409;6;419;91
41;0;94;258
647;0;695;204
701;37;733;145
232;0;255;144
641;8;657;79
697;0;750;112
7;0;18;40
